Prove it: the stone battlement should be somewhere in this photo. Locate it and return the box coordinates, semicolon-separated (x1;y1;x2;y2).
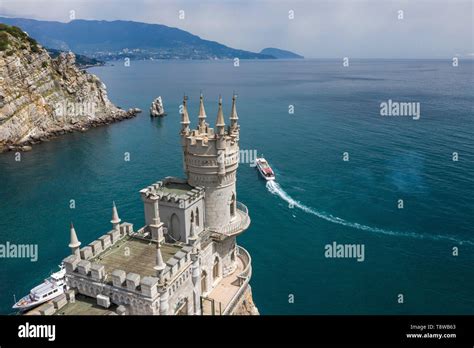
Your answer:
140;177;205;208
162;245;194;281
75;222;132;260
64;255;160;300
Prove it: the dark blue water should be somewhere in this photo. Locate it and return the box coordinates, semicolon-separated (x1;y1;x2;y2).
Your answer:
0;59;473;314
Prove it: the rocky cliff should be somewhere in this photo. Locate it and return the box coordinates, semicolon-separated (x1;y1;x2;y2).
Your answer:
0;24;140;152
233;286;260;315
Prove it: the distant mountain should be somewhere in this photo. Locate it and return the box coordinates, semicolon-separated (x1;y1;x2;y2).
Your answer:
260;47;303;59
0;17;275;60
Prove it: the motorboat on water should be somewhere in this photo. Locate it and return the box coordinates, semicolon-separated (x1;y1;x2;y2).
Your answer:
255;157;275;181
12;264;67;311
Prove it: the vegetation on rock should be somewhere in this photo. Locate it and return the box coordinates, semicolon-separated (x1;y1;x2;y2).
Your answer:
0;23;39;52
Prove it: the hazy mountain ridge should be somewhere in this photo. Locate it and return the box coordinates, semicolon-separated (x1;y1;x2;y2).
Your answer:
0;17;276;60
260;47;304;59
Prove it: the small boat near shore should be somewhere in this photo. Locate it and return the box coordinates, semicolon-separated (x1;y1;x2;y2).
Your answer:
256;157;275;181
12;264;67;311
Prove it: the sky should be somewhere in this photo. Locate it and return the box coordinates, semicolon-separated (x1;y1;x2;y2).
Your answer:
0;0;473;58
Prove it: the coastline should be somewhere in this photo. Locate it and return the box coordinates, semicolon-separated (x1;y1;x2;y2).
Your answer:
0;107;141;153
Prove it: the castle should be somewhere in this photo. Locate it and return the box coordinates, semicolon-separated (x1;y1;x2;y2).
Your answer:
59;94;257;315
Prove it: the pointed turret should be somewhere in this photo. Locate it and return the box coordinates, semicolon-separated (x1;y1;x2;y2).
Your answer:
180;95;190;134
69;222;81;258
111;201;121;231
154;242;166;276
215;95;225;136
230;93;239;132
198;93;207;133
188;221;198;245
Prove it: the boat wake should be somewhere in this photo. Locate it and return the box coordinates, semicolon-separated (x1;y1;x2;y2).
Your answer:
266;180;474;246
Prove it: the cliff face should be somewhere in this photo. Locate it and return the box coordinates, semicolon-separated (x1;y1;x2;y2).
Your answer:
232;286;260;315
0;25;139;152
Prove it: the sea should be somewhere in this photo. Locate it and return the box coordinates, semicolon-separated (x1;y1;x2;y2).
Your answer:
0;59;473;314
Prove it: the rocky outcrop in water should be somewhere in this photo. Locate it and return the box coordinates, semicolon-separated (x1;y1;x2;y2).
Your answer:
150;96;166;117
0;24;141;152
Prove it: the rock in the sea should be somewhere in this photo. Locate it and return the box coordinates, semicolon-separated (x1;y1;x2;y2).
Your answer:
150;96;166;117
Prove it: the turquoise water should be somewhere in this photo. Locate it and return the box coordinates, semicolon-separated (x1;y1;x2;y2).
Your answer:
0;59;473;314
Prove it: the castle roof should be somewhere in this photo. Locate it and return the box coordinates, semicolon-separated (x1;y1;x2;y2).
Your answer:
111;201;121;224
230;93;238;120
199;93;206;119
69;222;81;249
181;95;190;125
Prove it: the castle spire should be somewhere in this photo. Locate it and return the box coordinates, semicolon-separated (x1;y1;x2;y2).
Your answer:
154;241;166;275
215;95;225;136
230;93;239;132
188;221;197;245
198;93;207;133
180;95;190;134
69;222;81;258
111;201;121;231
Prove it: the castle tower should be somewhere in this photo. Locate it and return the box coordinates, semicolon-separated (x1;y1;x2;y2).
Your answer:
69;222;81;258
181;95;241;231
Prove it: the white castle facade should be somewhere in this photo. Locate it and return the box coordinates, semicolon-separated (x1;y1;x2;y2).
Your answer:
61;94;256;315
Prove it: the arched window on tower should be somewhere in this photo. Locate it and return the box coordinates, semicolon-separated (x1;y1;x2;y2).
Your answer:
196;207;200;226
169;214;180;242
190;211;194;225
230;193;236;218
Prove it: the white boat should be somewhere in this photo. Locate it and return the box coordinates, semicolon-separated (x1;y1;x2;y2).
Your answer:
13;264;67;311
256;157;275;181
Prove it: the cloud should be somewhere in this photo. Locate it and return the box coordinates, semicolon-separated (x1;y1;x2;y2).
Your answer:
0;0;472;58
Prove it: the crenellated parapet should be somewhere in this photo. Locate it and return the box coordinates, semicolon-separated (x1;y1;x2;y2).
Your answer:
140;177;205;208
63;256;160;315
160;245;194;282
62;241;200;315
140;177;205;243
67;218;132;262
63;233;197;301
77;223;131;260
